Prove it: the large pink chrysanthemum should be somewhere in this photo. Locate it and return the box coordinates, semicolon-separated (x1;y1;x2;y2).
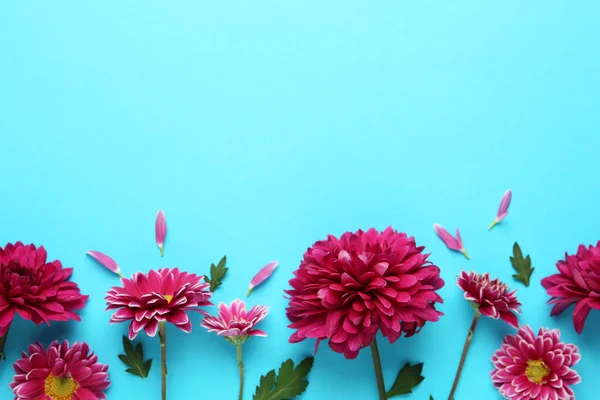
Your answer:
541;242;600;334
491;325;581;400
201;299;268;345
0;242;88;336
10;340;110;400
105;268;212;339
457;271;521;328
286;227;444;359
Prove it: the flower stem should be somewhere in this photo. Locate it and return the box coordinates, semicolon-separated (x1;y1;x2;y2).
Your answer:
370;337;387;400
158;322;167;400
237;344;244;400
0;324;10;361
448;313;480;400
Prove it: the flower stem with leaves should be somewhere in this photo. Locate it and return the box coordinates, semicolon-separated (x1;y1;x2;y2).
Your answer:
448;312;480;400
370;338;387;400
158;322;168;400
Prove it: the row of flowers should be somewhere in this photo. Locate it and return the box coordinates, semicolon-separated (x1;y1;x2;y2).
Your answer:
0;215;598;399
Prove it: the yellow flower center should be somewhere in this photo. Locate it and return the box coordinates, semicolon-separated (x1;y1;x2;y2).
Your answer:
45;374;78;400
163;294;173;303
525;359;550;384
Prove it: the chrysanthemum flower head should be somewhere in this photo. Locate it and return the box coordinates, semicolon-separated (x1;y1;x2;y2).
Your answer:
541;241;600;334
105;268;212;339
201;299;268;346
491;325;581;400
10;340;110;400
457;271;521;328
0;242;88;336
286;227;444;359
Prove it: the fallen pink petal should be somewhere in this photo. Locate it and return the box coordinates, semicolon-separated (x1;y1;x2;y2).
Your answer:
87;250;123;278
433;223;469;259
247;260;279;296
488;189;512;230
155;209;167;257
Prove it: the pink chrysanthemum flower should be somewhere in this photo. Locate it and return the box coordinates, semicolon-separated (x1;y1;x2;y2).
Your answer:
457;271;521;328
0;242;88;357
10;340;110;400
202;299;268;345
286;227;444;359
491;325;581;400
541;242;600;334
105;268;212;339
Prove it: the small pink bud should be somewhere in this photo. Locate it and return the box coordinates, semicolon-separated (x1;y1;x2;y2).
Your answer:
87;250;123;278
247;261;279;296
155;209;167;257
433;223;470;260
489;189;512;230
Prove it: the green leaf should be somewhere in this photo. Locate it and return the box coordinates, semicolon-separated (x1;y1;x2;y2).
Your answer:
204;255;228;292
118;335;152;378
510;242;534;287
430;396;434;400
253;356;314;400
386;362;425;398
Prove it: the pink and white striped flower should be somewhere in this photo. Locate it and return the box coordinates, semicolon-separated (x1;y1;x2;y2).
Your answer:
105;268;212;339
491;325;581;400
201;299;268;345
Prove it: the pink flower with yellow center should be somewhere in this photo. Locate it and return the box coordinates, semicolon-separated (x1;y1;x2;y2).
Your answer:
491;325;581;400
10;340;110;400
105;268;212;339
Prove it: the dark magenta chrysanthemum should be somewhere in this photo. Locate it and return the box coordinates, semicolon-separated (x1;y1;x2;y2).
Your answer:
0;242;88;336
541;241;600;334
286;227;444;359
457;271;521;328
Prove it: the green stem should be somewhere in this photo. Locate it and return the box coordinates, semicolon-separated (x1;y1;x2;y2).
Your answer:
0;324;10;361
370;337;387;400
448;313;480;400
158;322;167;400
237;344;244;400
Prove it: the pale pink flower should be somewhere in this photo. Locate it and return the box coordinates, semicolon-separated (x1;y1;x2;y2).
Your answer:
247;261;279;296
433;223;469;259
155;209;166;257
87;250;123;278
201;299;268;345
489;189;512;230
491;325;581;400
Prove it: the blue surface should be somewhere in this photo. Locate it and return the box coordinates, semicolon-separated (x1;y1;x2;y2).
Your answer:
1;2;599;399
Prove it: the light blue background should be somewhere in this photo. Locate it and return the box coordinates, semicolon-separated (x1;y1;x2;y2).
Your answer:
1;2;599;399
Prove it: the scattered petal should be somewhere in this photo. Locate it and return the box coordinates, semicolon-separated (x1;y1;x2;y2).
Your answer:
489;189;512;230
87;250;123;278
155;210;167;257
433;223;469;260
248;261;279;296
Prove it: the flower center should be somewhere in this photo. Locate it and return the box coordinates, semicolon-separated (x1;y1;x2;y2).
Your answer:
163;294;173;303
45;374;78;400
525;359;550;384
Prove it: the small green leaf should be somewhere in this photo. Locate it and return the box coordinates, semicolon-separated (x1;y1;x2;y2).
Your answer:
510;242;534;287
430;396;434;400
253;356;314;400
118;335;152;378
204;255;228;292
386;362;425;398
